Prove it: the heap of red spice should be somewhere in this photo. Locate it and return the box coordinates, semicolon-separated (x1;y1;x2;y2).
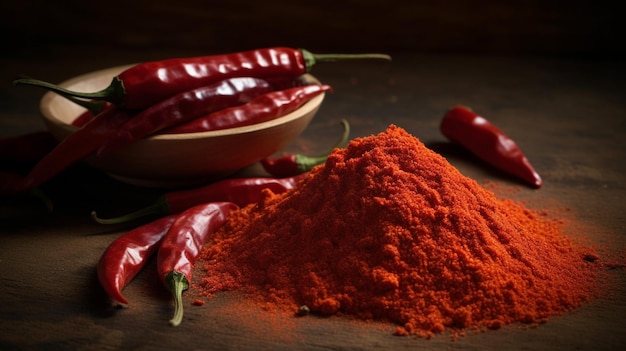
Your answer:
197;125;599;337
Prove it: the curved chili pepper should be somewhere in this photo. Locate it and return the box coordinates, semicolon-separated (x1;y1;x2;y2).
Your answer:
0;106;133;195
165;84;332;134
440;106;542;188
70;101;113;127
261;119;350;177
71;109;96;127
96;77;273;155
14;48;390;110
157;201;237;326
97;215;178;305
91;174;307;224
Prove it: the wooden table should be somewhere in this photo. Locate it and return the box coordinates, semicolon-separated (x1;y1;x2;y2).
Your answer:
1;45;624;350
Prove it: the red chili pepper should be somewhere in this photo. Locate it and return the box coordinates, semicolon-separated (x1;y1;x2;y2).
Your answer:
157;202;237;326
14;48;391;110
96;77;273;155
164;84;332;134
0;106;133;195
0;131;58;166
97;215;178;305
440;106;542;188
261;119;350;177
91;174;307;224
70;101;113;127
71;109;96;127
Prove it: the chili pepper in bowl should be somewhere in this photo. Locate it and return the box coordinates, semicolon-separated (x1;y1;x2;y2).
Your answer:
440;106;542;188
157;201;237;326
14;47;390;110
96;77;273;155
261;119;350;177
97;215;178;305
91;174;307;224
164;84;332;134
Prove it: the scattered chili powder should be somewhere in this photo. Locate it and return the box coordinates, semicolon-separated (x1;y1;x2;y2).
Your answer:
197;125;599;337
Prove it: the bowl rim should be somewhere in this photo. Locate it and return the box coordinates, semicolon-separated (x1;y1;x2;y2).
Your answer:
39;64;325;141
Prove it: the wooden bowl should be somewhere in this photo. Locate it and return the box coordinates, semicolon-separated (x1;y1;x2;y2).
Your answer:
39;65;325;188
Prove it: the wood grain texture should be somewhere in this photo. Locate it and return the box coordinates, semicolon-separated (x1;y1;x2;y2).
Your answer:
0;44;625;350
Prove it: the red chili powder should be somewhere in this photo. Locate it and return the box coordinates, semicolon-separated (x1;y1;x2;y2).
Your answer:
197;125;599;337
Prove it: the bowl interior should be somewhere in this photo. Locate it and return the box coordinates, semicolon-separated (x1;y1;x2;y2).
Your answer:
39;66;324;188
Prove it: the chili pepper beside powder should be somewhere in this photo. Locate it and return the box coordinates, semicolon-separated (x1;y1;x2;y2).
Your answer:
14;48;390;110
261;119;350;178
91;174;307;224
440;106;542;188
157;202;237;326
97;215;177;305
198;125;599;337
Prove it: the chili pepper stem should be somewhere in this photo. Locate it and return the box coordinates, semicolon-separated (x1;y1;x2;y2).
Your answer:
63;96;108;116
300;49;391;71
91;196;169;225
293;119;350;171
13;76;127;106
165;271;189;327
297;118;351;171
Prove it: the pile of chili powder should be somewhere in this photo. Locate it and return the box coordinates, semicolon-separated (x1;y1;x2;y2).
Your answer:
197;125;599;337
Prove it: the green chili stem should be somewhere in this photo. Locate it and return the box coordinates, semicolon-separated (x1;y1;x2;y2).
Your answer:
63;96;108;116
295;118;351;172
13;76;126;106
165;271;189;327
301;50;391;71
90;196;169;225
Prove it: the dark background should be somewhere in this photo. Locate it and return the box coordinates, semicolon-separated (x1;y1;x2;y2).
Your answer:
1;0;622;59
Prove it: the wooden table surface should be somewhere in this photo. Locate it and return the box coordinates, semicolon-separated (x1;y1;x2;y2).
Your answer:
1;45;624;350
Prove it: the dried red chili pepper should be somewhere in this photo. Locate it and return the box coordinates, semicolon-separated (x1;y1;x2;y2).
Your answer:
0;131;58;166
14;48;390;110
0;107;133;195
70;101;113;127
164;84;332;134
96;77;273;155
157;202;237;326
261;119;350;177
92;174;307;224
71;109;96;127
97;215;178;305
440;106;542;188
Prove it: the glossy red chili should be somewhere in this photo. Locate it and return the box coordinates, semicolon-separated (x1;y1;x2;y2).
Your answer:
14;48;390;110
92;174;307;224
96;77;273;155
440;106;542;188
0;106;133;195
97;215;178;305
164;84;332;134
70;101;113;127
157;202;237;326
261;119;350;177
71;109;96;127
